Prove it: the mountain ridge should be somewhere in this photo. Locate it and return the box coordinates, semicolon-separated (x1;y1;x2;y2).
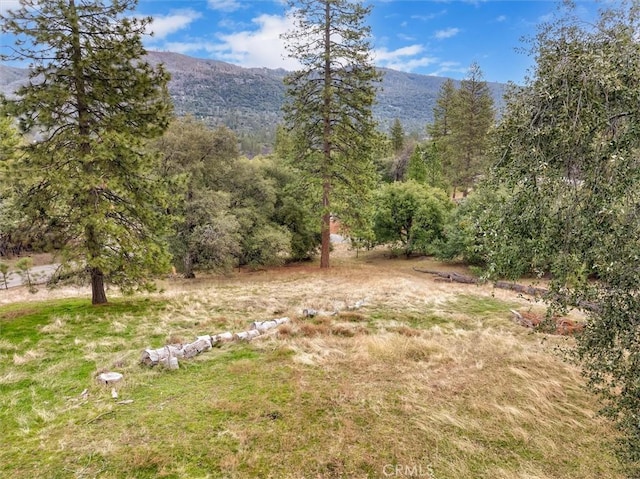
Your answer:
0;50;507;136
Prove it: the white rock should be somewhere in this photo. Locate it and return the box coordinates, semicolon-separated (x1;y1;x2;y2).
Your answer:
97;372;123;384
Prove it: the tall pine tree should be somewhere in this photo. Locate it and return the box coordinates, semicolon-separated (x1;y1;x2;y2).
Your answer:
448;63;494;196
1;0;172;304
282;0;381;268
390;118;405;155
427;79;457;195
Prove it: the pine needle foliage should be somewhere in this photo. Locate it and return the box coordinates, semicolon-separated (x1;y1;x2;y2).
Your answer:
1;0;173;304
282;0;381;268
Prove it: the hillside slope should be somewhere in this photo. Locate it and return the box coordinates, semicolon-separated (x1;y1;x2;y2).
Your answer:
1;51;507;135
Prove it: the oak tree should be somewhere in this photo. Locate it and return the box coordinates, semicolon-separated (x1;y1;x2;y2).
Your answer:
489;1;640;466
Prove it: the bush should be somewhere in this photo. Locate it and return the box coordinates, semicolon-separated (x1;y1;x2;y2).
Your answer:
372;181;452;257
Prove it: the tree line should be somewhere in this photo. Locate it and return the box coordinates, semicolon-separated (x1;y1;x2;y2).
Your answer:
2;0;640;472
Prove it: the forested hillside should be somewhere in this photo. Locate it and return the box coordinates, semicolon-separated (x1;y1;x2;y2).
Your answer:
0;50;506;136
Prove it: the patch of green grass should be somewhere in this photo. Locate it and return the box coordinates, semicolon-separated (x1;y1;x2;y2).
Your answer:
370;308;453;329
444;294;519;316
0;279;626;479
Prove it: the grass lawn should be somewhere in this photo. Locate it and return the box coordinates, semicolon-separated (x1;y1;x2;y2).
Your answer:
0;246;625;478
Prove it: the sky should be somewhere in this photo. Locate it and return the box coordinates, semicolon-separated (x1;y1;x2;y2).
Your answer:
1;1;602;84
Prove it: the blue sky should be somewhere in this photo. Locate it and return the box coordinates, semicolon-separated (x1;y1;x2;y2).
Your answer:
1;1;601;84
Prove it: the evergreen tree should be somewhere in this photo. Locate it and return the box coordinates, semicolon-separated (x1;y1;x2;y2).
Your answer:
427;79;457;191
406;145;427;183
390;118;405;155
407;142;445;188
428;79;456;141
1;0;172;304
282;0;381;268
448;63;494;196
0;115;22;258
0;115;20;164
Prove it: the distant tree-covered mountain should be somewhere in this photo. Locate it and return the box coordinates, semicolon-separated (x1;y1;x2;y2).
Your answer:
1;50;507;140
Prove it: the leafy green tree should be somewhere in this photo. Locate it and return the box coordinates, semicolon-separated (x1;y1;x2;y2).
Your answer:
0;262;10;290
225;156;293;268
407;142;445;188
449;63;494;197
436;187;504;266
1;0;172;304
282;0;381;268
152;117;241;277
372;181;452;257
262;156;321;261
488;1;640;467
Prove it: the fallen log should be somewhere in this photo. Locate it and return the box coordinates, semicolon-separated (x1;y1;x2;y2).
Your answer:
140;344;184;367
495;281;548;297
234;329;262;341
183;337;212;359
414;267;600;313
140;317;291;368
413;268;479;284
414;268;550;297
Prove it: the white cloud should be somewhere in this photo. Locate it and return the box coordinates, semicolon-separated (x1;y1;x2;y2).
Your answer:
373;45;438;72
150;13;297;70
159;41;218;56
434;28;461;40
397;33;416;42
411;10;447;22
212;14;300;69
207;0;242;13
496;15;507;22
148;10;202;40
374;44;424;62
428;61;467;78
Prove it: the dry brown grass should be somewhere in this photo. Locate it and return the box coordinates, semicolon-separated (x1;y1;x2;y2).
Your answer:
0;243;626;478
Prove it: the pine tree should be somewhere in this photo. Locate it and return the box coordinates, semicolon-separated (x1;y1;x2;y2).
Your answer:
428;79;457;140
427;79;457;195
448;63;494;196
1;0;172;304
282;0;381;268
390;118;405;155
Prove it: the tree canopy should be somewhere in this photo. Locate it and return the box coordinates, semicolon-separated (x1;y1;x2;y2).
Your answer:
282;0;381;268
1;0;172;304
487;0;640;466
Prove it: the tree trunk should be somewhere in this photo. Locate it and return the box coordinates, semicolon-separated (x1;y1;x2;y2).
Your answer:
183;252;195;279
91;267;107;305
320;0;332;270
320;199;330;269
